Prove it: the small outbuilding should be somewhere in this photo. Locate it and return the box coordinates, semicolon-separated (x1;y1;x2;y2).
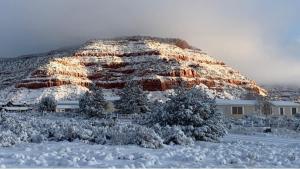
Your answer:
0;101;33;112
56;101;79;113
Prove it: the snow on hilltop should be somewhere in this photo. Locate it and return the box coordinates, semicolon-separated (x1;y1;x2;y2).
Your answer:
0;36;266;103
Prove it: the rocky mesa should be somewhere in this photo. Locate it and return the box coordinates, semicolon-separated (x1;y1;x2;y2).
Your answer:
0;36;266;103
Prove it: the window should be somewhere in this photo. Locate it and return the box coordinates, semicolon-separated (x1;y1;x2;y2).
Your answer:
280;108;284;115
232;106;243;115
292;108;297;115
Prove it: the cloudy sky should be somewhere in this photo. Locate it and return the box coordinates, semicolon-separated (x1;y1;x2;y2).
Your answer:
0;0;300;86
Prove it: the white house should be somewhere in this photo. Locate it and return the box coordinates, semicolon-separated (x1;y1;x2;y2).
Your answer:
216;99;300;118
269;101;300;117
56;101;79;113
216;99;258;117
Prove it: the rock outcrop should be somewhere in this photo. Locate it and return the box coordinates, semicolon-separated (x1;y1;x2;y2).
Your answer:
1;36;267;101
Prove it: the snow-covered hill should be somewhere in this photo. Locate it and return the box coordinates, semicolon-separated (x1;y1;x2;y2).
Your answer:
0;36;266;103
265;85;300;102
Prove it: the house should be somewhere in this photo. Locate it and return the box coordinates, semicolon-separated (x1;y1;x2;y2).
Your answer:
56;101;79;113
216;99;300;118
269;101;300;117
1;101;33;112
216;99;259;117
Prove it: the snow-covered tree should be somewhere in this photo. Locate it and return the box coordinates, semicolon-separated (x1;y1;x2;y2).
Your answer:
79;84;107;117
256;96;272;117
38;96;56;112
145;86;227;142
116;80;149;114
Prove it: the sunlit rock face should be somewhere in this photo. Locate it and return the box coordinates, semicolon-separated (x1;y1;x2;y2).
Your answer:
0;36;266;102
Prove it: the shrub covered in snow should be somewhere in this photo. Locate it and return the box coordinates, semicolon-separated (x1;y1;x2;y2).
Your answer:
143;87;227;142
104;124;163;148
153;124;194;145
116;80;149;114
79;85;107;117
0;112;163;148
0;131;18;147
38;96;56;112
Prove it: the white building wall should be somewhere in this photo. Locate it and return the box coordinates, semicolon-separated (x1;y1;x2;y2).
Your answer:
216;105;257;118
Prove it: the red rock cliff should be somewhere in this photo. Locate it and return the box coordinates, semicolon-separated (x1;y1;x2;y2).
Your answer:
15;37;267;97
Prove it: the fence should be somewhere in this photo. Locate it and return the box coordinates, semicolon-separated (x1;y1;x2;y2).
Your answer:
227;115;300;131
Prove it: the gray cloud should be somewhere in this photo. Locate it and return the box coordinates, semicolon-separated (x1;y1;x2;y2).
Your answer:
0;0;300;86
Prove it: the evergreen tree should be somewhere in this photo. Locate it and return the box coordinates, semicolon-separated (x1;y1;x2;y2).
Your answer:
146;86;227;142
39;96;56;112
79;84;106;117
256;95;272;117
116;80;149;114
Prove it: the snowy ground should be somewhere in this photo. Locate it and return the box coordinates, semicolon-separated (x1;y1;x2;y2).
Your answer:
0;133;299;168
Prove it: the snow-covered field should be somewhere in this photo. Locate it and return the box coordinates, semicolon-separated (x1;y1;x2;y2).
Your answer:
0;133;299;168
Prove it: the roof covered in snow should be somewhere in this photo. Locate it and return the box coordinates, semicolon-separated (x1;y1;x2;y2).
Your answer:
270;101;300;107
216;99;257;106
56;105;79;109
104;96;120;101
57;101;79;105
